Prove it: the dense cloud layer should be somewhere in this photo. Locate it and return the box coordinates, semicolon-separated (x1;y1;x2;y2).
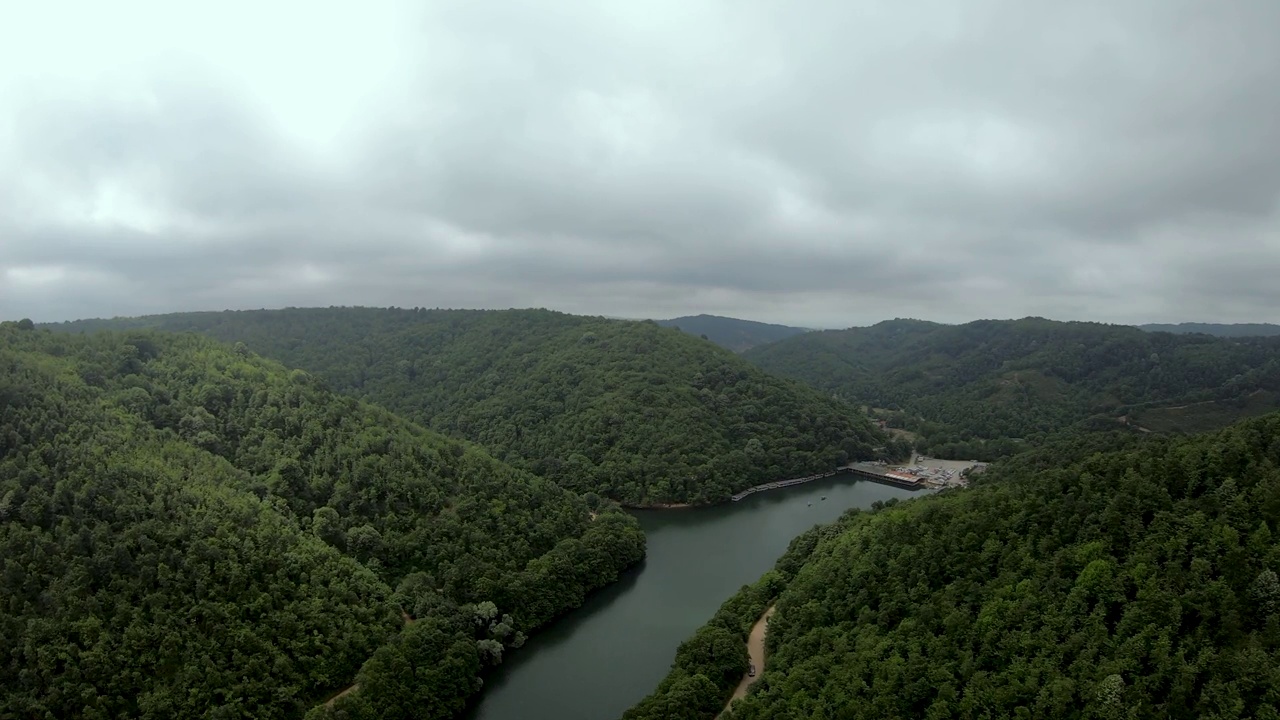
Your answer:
3;0;1279;326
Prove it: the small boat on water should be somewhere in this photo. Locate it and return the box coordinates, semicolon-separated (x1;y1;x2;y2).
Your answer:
820;496;827;501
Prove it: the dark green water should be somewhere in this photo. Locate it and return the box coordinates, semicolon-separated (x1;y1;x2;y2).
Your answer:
467;477;925;720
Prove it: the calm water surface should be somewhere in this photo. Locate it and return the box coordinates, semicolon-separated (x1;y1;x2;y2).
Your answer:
467;477;926;720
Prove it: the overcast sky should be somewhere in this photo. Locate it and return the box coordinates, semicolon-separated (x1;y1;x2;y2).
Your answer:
3;1;1279;327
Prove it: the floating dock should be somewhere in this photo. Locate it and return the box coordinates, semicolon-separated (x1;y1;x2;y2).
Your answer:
840;463;925;490
730;464;921;502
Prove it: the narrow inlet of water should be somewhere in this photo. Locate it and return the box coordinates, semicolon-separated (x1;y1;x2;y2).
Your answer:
467;477;926;720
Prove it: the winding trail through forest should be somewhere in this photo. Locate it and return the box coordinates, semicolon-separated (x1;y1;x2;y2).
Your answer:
722;605;775;715
324;610;417;707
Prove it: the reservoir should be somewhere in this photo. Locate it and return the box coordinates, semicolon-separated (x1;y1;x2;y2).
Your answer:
467;477;926;720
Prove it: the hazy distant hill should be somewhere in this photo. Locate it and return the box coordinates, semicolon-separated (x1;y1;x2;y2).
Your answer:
1139;322;1280;337
745;317;1280;459
656;314;810;352
50;308;883;505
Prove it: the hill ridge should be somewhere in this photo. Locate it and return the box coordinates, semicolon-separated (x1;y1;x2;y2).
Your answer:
745;316;1280;459
49;307;888;505
655;314;810;352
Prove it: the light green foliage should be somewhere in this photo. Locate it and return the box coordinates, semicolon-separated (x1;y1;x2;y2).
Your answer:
49;308;885;505
0;324;644;718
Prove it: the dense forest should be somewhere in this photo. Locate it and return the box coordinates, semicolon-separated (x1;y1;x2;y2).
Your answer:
655;315;810;353
50;308;885;505
1139;323;1280;338
635;415;1280;719
0;321;644;719
745;317;1280;459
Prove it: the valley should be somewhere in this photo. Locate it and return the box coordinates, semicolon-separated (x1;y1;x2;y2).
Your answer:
9;3;1279;717
9;310;1280;720
466;477;922;720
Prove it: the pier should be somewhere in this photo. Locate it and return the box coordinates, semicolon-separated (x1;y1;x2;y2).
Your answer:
729;463;923;502
729;471;841;501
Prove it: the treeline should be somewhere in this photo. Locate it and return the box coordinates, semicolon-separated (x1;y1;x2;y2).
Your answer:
698;414;1280;718
1139;322;1280;338
50;307;886;505
0;322;643;719
655;314;810;352
746;317;1280;459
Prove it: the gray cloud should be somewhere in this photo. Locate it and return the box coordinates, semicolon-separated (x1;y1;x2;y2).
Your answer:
3;0;1280;328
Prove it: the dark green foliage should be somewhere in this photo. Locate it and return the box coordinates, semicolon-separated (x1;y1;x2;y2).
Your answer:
716;415;1280;719
622;522;838;720
746;317;1280;459
0;326;643;718
656;315;811;352
1140;323;1280;338
325;615;483;720
50;307;883;505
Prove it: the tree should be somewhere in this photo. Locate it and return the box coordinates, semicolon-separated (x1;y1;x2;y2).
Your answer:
673;626;748;693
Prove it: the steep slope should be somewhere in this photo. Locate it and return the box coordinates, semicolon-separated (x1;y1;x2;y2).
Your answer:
0;322;643;719
636;416;1280;719
656;314;810;352
50;308;885;505
1140;322;1280;337
745;317;1280;459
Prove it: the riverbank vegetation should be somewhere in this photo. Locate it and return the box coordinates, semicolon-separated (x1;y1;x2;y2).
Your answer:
620;517;850;720
0;322;643;719
50;308;887;505
674;414;1280;719
745;317;1280;460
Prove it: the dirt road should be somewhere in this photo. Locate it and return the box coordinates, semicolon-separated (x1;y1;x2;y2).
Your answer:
722;605;776;714
324;610;416;707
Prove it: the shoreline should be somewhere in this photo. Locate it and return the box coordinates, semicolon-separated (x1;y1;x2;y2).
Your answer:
622;456;952;507
622;464;928;510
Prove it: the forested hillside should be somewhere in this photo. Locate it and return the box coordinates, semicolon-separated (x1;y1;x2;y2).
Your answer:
645;415;1280;719
0;322;644;719
1139;322;1280;338
745;317;1280;459
656;315;810;352
50;308;884;505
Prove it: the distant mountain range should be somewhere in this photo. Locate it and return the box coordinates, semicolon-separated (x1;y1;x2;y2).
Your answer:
745;317;1280;458
656;314;810;352
655;316;1280;349
1138;322;1280;337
